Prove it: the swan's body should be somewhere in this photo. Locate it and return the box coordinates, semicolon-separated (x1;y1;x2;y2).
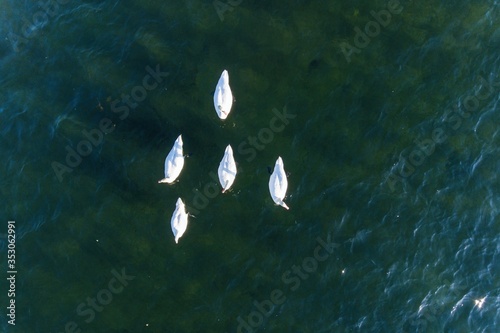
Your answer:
218;145;237;193
213;70;233;120
171;198;188;244
269;156;289;210
158;135;184;184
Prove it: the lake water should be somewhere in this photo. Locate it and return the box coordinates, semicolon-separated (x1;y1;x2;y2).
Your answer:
0;0;499;332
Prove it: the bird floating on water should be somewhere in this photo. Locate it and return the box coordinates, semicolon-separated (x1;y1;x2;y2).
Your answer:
218;145;237;193
213;70;233;120
269;156;289;210
158;134;184;184
171;198;188;244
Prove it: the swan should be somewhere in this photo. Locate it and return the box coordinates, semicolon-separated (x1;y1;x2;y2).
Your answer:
213;70;233;120
158;135;184;184
171;198;188;244
218;145;237;193
269;156;289;210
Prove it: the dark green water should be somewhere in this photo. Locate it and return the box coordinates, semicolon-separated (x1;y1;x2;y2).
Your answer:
0;1;499;332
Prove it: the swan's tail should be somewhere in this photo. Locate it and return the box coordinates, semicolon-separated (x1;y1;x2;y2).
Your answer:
279;200;289;210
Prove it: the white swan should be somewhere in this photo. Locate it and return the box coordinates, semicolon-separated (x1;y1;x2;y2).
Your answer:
213;70;233;120
158;135;184;184
171;198;188;244
269;156;289;210
218;145;237;193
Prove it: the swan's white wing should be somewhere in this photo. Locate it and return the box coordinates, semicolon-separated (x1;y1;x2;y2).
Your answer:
218;145;237;191
161;135;184;183
272;168;288;199
213;70;232;119
269;157;289;209
171;198;188;243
